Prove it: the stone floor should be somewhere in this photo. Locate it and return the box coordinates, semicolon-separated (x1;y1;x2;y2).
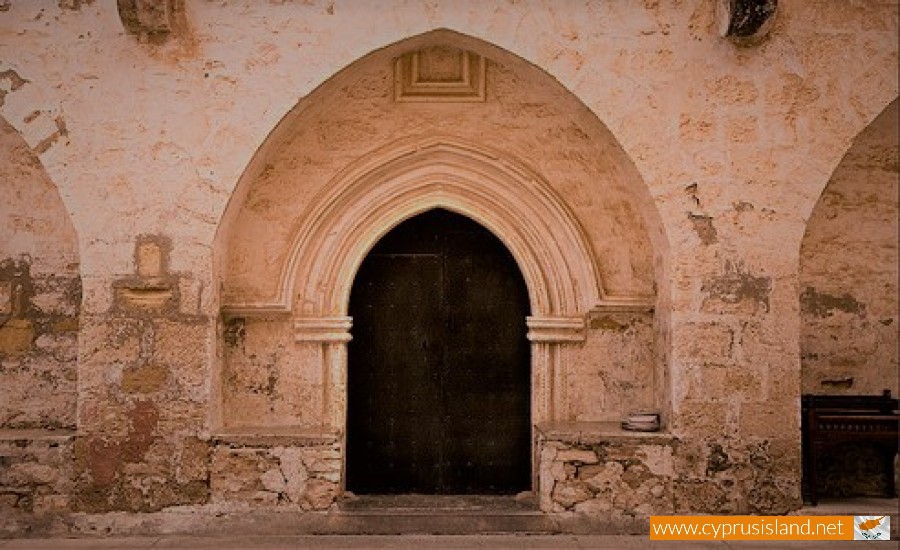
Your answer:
2;497;895;548
0;535;890;549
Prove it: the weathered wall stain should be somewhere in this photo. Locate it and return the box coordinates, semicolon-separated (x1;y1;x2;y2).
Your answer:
689;213;718;245
701;262;771;314
0;69;28;108
800;287;864;318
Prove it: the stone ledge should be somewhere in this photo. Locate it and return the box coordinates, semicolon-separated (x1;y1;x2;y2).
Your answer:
536;421;677;445
212;427;340;447
0;429;76;442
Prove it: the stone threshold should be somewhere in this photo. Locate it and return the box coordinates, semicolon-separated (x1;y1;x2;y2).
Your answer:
337;493;540;515
211;426;340;446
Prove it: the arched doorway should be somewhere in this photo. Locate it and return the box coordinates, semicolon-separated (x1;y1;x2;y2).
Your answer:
346;209;531;494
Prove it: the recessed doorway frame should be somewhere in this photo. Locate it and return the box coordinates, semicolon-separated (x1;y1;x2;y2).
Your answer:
221;135;630;494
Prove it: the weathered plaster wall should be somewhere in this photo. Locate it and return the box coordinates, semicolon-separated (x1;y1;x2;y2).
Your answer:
73;236;211;512
0;0;895;521
221;319;325;429
570;312;657;422
800;99;899;396
0;118;80;431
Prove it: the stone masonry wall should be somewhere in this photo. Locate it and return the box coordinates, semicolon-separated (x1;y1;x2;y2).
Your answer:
210;436;340;511
73;237;212;512
0;0;896;521
221;319;325;430
570;312;658;422
541;427;799;525
0;432;74;535
799;99;898;499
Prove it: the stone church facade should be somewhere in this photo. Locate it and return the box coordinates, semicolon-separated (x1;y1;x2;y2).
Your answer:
0;0;896;534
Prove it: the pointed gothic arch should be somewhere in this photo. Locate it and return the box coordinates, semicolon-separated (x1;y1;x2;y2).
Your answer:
213;30;661;470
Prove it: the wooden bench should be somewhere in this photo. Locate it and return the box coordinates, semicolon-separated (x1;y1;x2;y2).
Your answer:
802;392;899;505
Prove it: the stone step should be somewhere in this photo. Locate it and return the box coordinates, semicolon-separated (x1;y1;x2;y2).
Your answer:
318;511;558;535
322;494;559;534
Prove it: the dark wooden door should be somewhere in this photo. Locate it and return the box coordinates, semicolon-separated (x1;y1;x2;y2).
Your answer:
347;209;531;494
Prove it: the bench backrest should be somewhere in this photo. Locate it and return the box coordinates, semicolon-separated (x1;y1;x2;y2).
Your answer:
802;393;898;415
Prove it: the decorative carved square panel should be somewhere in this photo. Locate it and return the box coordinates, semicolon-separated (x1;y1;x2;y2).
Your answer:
394;46;486;103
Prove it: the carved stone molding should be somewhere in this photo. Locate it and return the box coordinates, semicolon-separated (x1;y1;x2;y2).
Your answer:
223;136;606;318
593;296;655;313
528;316;584;423
527;316;586;343
395;46;486;103
293;316;353;343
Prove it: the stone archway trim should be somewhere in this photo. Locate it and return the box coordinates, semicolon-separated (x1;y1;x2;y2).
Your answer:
222;135;655;318
222;136;656;428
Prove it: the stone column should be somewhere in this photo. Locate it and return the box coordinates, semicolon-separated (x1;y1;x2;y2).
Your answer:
293;316;352;432
527;316;586;423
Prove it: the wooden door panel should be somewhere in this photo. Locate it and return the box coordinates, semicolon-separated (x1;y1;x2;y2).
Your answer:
347;254;443;494
347;210;530;495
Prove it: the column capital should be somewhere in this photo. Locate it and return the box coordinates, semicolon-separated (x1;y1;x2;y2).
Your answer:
294;316;352;343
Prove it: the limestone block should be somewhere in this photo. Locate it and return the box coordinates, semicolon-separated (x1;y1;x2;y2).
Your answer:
573;497;612;514
210;448;269;499
175;437;209;484
304;478;337;511
582;462;624;493
552;481;593;509
671;401;732;438
275;448;309;504
0;319;33;355
739;402;798;439
121;363;168;394
674;479;730;514
637;444;675;477
674;322;734;364
7;463;58;485
259;468;285;494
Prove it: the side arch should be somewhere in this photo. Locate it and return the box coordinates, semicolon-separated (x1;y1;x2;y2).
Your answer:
0;115;81;431
799;98;898;396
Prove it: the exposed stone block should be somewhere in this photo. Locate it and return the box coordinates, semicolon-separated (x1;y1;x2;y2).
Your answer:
552;481;594;509
121;363;167;394
210;441;341;510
